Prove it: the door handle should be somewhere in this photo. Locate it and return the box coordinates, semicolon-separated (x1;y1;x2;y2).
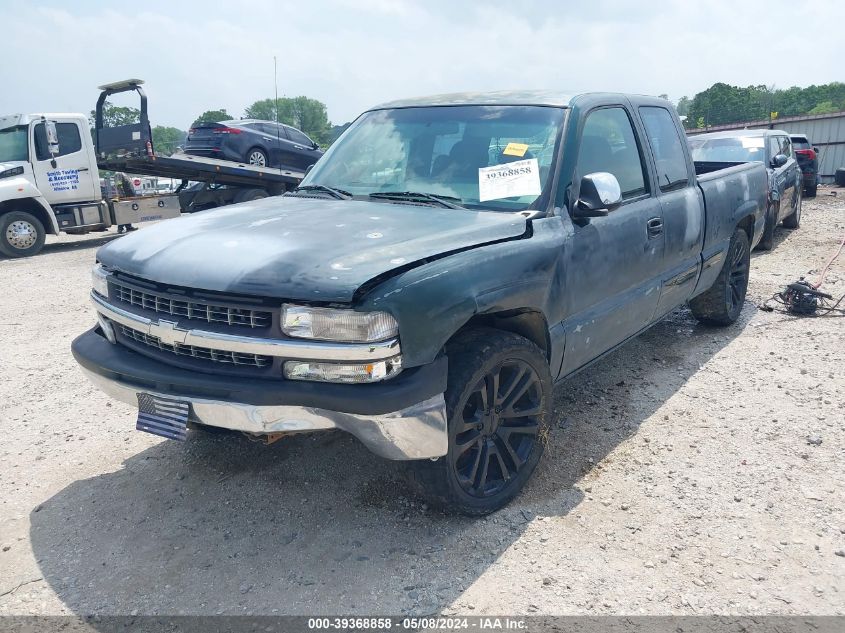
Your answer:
293;145;305;150
77;167;89;172
647;217;663;238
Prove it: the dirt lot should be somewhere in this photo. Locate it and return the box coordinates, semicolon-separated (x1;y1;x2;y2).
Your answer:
1;190;843;617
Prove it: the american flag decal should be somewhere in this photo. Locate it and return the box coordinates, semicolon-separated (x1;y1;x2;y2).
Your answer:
136;393;189;441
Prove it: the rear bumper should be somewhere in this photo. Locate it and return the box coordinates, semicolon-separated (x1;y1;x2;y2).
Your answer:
72;328;449;460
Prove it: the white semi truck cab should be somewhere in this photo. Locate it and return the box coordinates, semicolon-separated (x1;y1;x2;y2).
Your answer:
0;79;303;258
0;111;179;257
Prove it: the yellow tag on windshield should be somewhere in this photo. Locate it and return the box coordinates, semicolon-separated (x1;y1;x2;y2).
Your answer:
503;142;529;157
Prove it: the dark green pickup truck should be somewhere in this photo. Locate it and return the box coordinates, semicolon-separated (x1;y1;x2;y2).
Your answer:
73;91;768;514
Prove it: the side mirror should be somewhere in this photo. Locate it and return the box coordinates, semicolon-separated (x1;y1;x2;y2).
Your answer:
44;119;60;166
312;141;320;150
771;154;788;168
572;172;622;218
814;147;820;154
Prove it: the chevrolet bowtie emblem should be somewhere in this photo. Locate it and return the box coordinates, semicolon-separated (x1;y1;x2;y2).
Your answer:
153;319;189;346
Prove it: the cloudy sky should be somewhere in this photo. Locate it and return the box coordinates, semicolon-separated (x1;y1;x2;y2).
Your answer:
1;0;841;129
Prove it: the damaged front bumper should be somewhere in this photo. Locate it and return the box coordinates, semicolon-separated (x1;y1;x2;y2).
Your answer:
72;328;448;460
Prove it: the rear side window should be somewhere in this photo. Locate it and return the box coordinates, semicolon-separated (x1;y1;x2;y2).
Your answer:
577;107;648;199
639;106;689;191
34;123;83;161
286;126;313;147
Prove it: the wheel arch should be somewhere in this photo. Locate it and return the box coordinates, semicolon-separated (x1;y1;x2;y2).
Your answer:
456;310;551;361
0;197;59;235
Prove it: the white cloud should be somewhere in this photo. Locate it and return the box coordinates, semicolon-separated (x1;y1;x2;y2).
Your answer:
0;0;841;129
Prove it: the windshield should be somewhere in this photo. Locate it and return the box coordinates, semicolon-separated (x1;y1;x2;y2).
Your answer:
0;125;29;162
688;136;766;163
303;105;565;211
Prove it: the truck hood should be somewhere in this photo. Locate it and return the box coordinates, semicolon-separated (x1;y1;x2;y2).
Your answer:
97;195;529;303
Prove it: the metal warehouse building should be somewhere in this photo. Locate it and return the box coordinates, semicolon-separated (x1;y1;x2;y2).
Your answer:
687;111;845;184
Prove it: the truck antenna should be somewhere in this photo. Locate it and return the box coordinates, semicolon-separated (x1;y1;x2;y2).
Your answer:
274;55;281;164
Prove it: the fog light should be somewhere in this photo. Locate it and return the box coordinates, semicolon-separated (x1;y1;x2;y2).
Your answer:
97;314;116;344
283;356;402;383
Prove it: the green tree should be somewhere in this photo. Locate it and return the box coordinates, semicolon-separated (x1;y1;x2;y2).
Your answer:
808;100;838;115
89;100;140;127
151;126;186;156
244;96;332;145
191;109;232;126
676;96;691;116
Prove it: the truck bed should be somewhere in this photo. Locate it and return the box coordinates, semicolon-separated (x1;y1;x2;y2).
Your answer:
96;152;303;191
694;159;768;289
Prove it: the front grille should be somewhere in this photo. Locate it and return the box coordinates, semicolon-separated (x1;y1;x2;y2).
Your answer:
112;280;272;328
118;325;272;368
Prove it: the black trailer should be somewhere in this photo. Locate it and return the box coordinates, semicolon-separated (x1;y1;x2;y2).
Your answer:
94;79;304;211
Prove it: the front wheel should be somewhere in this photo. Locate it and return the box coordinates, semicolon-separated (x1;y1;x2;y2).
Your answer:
407;328;552;515
782;187;802;229
0;211;46;258
756;203;777;251
689;228;750;326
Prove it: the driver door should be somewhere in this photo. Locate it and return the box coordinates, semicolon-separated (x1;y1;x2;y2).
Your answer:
30;119;100;205
559;105;665;376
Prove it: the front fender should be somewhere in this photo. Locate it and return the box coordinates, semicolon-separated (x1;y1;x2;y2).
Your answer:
0;177;59;234
358;218;565;367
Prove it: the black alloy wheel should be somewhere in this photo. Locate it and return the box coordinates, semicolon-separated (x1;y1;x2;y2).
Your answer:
451;360;544;498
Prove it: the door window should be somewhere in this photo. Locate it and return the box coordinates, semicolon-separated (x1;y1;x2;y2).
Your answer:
286;126;313;147
778;136;792;157
639;106;689;191
768;136;781;160
34;123;82;161
577;107;648;199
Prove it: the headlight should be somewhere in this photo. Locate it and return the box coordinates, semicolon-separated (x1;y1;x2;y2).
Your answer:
281;304;398;342
0;166;24;180
284;356;403;383
91;263;110;297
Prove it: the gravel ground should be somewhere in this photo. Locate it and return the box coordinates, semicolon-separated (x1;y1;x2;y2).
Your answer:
1;189;843;617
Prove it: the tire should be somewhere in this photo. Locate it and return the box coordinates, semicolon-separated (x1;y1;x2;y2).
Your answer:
835;168;845;187
783;187;801;229
756;203;776;251
407;328;552;516
246;147;268;168
805;182;817;198
233;188;269;204
689;228;750;326
0;211;46;258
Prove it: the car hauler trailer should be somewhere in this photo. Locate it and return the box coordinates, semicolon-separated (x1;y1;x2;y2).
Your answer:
0;79;304;258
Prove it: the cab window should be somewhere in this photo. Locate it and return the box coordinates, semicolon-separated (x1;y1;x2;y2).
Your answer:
34;123;83;161
577;107;648;199
639;106;689;191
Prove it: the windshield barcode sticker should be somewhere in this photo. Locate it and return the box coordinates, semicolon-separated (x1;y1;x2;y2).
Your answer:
478;158;541;202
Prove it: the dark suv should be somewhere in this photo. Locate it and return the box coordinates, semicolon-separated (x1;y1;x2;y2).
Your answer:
185;119;323;173
790;134;819;197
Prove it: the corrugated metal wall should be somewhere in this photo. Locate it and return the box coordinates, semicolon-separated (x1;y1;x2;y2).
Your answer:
687;111;845;183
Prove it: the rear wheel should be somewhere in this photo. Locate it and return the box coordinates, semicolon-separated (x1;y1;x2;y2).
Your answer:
782;187;802;229
246;147;268;167
689;228;750;326
407;328;552;515
233;188;269;204
805;182;817;198
0;211;46;258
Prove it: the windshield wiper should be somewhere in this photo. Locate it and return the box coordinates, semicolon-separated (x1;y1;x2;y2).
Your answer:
369;191;465;209
290;184;352;200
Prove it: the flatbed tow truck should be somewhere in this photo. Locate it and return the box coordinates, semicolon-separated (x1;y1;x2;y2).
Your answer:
0;79;304;257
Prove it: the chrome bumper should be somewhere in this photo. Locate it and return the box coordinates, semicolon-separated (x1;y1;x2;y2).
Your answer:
81;368;448;460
